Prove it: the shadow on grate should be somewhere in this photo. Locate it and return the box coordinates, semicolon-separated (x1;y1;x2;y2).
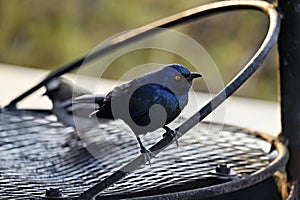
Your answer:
0;110;287;199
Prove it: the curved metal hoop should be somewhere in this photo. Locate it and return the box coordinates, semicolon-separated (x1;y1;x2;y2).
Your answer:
76;1;282;199
5;1;279;109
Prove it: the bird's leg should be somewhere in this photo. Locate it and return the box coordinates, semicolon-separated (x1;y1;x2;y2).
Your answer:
136;136;152;165
163;126;179;147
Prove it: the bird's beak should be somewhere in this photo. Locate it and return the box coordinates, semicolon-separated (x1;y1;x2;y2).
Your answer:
190;73;202;80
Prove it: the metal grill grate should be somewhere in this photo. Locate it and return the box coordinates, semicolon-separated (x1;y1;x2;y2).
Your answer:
0;110;279;199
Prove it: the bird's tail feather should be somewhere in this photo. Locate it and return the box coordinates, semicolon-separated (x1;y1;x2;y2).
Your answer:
74;94;105;118
73;94;104;104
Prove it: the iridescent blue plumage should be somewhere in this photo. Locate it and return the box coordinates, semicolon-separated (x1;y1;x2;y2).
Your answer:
129;83;182;127
75;64;202;163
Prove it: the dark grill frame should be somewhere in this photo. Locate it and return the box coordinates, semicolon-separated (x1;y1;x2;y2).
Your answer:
1;0;294;199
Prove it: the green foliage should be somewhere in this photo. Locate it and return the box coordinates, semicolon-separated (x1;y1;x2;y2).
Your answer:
0;0;278;101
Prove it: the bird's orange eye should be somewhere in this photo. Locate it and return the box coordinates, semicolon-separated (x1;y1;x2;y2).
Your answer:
175;75;181;80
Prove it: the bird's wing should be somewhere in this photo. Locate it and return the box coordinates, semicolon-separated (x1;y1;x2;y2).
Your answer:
129;84;177;118
102;79;140;106
107;79;138;97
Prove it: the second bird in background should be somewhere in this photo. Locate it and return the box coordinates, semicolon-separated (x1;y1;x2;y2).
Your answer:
44;77;100;136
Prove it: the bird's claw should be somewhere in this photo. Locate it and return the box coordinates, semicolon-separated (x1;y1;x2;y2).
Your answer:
136;136;154;165
140;147;154;166
163;127;179;147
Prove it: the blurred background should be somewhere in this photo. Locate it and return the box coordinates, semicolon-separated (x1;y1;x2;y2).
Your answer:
0;0;278;101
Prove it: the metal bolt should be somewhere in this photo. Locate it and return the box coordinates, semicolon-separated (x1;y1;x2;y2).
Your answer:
216;164;231;175
45;188;62;198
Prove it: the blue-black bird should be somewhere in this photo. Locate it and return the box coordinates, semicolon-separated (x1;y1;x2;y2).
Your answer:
75;64;202;163
43;77;101;134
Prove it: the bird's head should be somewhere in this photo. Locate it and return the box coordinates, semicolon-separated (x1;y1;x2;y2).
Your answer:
160;64;202;95
43;78;74;101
